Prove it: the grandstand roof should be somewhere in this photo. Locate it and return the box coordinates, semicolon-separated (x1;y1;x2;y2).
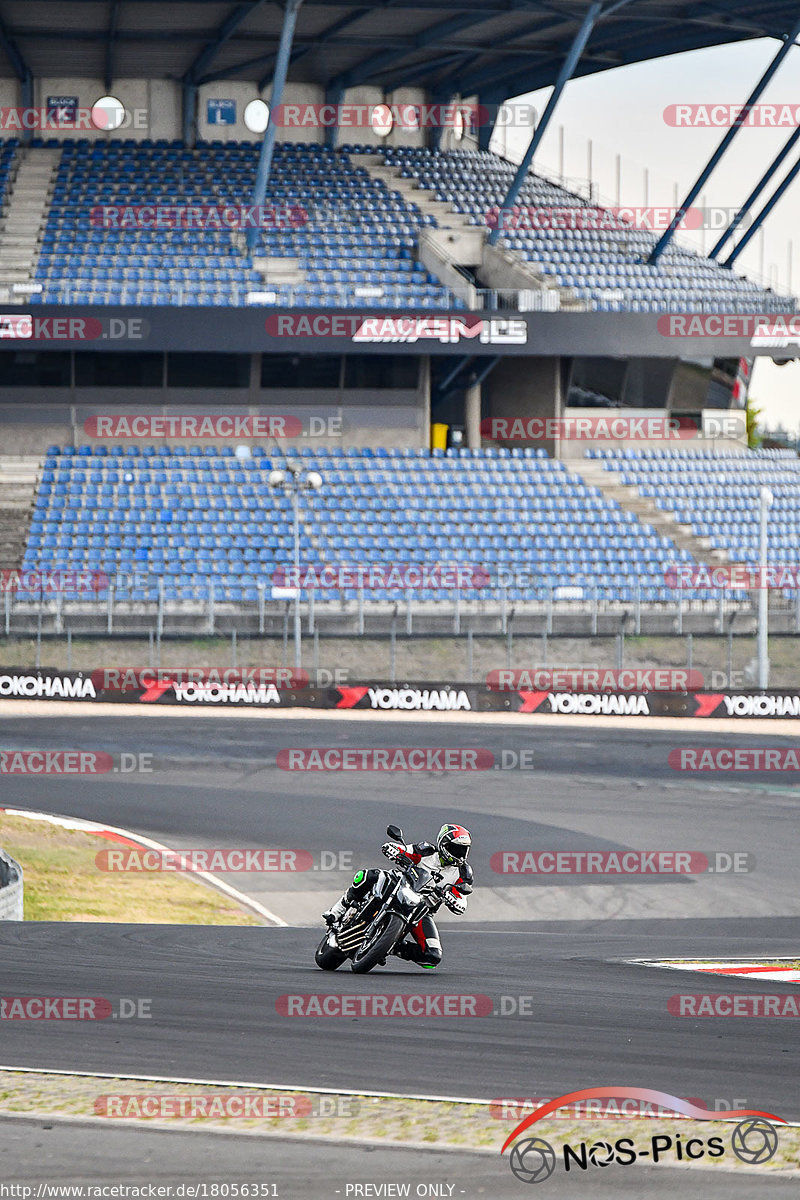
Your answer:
1;1;799;99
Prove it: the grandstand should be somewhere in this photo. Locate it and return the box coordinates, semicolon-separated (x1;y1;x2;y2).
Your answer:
589;447;800;587
1;137;790;314
0;0;799;636
32;140;451;309
20;444;698;606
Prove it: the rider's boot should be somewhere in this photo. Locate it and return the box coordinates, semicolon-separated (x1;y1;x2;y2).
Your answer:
393;939;438;968
393;940;419;962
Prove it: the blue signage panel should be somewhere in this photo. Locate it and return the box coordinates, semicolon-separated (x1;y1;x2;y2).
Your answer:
47;96;79;126
207;99;237;126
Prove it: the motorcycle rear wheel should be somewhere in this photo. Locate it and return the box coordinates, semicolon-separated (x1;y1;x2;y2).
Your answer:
350;913;405;974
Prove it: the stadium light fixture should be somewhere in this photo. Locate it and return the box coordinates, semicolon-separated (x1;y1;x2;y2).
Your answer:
268;464;324;669
244;99;270;134
757;486;774;688
371;104;393;138
91;95;126;131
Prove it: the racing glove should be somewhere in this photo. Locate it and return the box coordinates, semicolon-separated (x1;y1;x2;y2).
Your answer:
443;888;467;915
382;841;404;862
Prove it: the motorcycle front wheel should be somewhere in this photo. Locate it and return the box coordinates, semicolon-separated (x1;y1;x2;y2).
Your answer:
315;930;347;971
350;913;405;974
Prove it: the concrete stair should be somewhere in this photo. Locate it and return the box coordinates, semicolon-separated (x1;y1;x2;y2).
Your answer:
576;458;730;565
0;457;40;570
0;147;62;302
350;153;473;231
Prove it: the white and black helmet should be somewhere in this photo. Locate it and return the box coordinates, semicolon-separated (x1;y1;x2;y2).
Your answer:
436;823;471;865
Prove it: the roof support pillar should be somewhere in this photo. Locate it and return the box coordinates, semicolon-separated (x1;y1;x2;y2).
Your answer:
710;124;800;259
487;1;603;246
649;15;800;265
248;0;304;251
324;84;344;149
183;81;197;148
723;153;800;270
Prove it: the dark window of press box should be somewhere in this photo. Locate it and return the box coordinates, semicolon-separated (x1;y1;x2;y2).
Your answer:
167;353;250;388
75;353;163;387
261;355;341;388
343;355;418;388
0;351;71;387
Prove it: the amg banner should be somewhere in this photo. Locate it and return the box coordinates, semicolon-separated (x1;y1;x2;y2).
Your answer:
0;671;799;718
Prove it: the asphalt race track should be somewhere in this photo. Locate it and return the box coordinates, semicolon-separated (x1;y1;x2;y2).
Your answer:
1;917;800;1112
1;711;799;1193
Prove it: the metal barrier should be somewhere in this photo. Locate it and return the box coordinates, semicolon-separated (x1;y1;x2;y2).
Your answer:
0;848;24;920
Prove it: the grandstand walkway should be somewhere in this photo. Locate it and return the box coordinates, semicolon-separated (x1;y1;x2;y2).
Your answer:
577;457;729;566
0;457;41;571
351;152;472;232
0;146;60;297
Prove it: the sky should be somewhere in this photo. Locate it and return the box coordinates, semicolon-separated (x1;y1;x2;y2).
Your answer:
493;34;800;436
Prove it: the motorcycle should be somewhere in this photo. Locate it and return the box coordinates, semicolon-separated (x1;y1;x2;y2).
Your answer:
315;824;445;974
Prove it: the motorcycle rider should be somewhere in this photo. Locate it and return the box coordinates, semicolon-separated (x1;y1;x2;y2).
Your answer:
322;823;473;968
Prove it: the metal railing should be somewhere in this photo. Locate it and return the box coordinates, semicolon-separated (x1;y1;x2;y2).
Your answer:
5;572;799;641
21;281;797;315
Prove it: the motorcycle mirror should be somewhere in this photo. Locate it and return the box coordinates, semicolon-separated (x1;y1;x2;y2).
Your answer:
386;824;404;842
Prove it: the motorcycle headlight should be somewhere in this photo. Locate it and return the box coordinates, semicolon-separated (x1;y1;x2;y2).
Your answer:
396;883;423;906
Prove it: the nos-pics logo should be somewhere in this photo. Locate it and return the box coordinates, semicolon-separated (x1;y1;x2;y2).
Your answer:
502;1088;783;1184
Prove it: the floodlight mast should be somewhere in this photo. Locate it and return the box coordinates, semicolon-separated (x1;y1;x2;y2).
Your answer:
269;465;323;670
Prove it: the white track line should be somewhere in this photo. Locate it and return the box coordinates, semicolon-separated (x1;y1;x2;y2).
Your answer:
0;805;287;927
0;1065;491;1106
1;698;798;735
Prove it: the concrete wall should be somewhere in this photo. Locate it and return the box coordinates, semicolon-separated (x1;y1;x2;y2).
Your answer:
0;389;427;452
485;356;562;457
0;78;445;149
0;849;23;920
29;79;180;141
